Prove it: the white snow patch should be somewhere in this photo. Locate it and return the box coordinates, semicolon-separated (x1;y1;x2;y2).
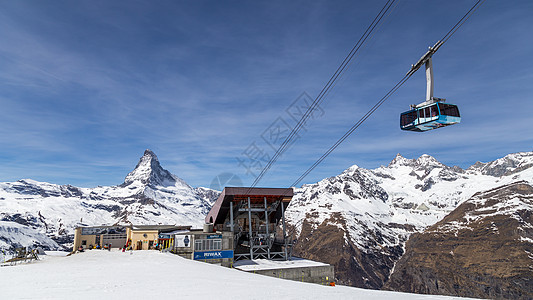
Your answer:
520;236;533;243
0;250;471;300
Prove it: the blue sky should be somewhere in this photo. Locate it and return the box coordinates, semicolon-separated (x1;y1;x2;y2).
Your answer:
0;0;532;189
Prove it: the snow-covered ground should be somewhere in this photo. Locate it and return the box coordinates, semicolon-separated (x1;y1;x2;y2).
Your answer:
0;250;474;300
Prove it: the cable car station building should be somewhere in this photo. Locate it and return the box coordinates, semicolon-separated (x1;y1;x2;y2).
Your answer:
205;187;293;261
73;187;334;284
197;187;334;284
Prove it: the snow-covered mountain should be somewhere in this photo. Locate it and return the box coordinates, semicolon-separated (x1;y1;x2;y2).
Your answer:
0;150;214;250
286;151;533;288
0;221;60;250
385;181;533;299
2;148;532;292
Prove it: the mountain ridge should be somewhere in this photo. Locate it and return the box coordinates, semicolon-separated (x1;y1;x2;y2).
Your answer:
286;150;533;288
0;149;214;250
1;149;532;295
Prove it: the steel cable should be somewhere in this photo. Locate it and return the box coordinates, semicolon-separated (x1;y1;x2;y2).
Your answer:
245;0;398;194
285;0;486;191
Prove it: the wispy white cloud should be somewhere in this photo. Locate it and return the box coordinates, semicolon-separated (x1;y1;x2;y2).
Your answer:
0;1;531;189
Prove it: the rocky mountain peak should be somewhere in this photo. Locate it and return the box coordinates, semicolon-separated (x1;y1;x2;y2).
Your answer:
388;153;415;167
143;149;157;158
0;149;216;250
415;154;443;167
342;164;360;175
467;151;533;177
123;149;179;187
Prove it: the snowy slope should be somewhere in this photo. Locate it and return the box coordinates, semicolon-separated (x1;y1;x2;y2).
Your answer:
385;181;533;298
285;151;533;288
289;152;533;243
0;150;214;250
0;250;472;300
0;221;60;250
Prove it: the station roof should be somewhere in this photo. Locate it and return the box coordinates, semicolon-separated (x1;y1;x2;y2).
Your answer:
205;187;293;225
76;225;127;230
130;225;192;232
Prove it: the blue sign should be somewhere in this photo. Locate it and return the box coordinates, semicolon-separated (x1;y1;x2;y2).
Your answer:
194;250;234;260
207;234;222;239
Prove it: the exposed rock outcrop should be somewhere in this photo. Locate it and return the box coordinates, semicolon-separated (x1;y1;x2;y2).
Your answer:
384;182;533;299
286;151;533;289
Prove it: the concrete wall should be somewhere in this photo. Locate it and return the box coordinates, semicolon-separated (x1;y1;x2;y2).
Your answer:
73;228;82;251
73;229;97;250
102;234;127;249
246;265;335;285
129;230;158;250
82;236;96;249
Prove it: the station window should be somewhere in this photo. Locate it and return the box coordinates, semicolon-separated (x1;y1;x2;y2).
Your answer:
213;240;221;250
82;240;87;245
195;240;202;250
194;239;222;251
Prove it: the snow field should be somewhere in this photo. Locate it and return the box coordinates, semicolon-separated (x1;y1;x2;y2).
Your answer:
0;250;472;300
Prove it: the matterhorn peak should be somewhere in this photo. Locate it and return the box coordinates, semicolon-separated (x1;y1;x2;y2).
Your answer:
143;149;157;160
123;149;179;187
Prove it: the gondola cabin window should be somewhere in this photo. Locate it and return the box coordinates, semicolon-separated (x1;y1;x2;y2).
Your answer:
400;110;417;127
438;103;460;117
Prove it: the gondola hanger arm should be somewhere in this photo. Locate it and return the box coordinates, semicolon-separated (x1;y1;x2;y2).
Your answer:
406;40;443;77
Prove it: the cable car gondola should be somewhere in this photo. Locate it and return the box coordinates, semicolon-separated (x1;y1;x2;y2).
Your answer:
400;41;461;132
400;99;460;132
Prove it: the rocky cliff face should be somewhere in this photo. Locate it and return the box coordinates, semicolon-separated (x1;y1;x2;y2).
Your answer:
289;212;404;288
384;181;533;299
285;151;533;288
0;150;214;250
194;187;220;206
